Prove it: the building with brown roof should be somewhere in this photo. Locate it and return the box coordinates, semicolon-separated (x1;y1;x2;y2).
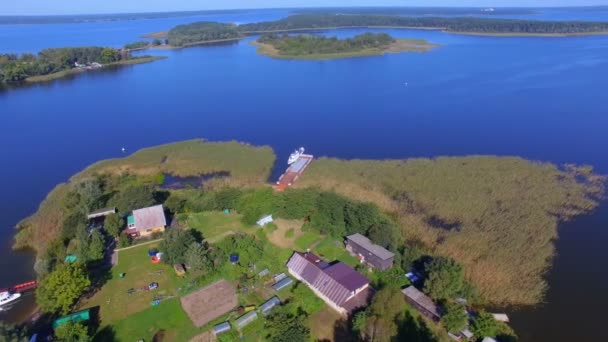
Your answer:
124;204;167;238
401;286;441;321
345;233;395;270
286;252;373;316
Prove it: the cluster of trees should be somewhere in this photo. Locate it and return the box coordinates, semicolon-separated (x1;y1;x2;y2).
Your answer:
264;306;310;342
0;47;126;83
124;41;149;50
167;187;400;250
258;33;395;55
167;22;240;47
239;14;608;34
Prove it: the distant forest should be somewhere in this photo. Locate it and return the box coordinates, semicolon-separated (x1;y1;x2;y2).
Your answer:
167;22;241;47
239;14;608;34
0;47;125;83
259;32;395;56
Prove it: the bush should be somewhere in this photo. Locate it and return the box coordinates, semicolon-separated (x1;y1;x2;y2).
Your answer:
441;302;468;333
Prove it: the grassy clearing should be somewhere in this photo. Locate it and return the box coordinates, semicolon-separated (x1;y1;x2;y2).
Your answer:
108;298;199;342
78;242;186;324
297;157;605;305
187;211;257;243
266;218;304;249
294;231;323;251
312;237;359;268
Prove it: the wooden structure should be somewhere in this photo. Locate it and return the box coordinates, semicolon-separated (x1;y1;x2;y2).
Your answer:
124;204;167;238
174;264;186;277
401;286;441;321
345;233;394;270
87;207;116;220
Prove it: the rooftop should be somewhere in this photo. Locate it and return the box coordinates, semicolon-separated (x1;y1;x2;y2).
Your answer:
346;233;395;260
87;207;116;219
131;204;166;231
401;286;440;318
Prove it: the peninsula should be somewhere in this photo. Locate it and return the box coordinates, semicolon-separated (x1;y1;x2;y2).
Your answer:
0;47;165;87
253;32;437;60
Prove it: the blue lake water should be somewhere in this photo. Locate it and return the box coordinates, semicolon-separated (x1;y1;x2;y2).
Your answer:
1;8;607;341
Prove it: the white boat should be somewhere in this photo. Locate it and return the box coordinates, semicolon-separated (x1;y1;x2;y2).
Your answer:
0;291;21;306
287;147;305;165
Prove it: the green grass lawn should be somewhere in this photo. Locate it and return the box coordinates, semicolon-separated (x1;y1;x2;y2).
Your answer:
312;237;359;267
107;298;199;342
80;243;187;324
187;211;257;242
294;231;323;250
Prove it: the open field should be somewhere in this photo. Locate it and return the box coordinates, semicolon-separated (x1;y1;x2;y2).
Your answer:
266;218;304;249
78;242;185;324
187;211;258;243
297;156;605;305
180;280;238;327
252;38;437;60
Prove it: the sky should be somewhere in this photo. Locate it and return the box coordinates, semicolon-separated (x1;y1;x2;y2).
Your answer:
1;0;607;15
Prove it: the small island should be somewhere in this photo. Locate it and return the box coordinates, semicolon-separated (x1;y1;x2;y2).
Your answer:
252;32;437;60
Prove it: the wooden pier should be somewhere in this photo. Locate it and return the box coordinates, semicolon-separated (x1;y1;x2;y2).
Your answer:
275;154;313;191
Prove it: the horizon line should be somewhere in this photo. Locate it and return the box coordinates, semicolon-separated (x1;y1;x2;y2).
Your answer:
1;4;607;17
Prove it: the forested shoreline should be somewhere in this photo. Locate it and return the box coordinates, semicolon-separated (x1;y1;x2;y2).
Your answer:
258;32;394;55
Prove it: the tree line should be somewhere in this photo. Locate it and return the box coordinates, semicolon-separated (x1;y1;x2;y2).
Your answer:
167;22;241;47
0;47;127;83
239;14;608;34
258;32;395;55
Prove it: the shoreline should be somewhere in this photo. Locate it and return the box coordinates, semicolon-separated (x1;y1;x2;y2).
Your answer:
151;36;245;50
23;56;166;84
251;38;438;60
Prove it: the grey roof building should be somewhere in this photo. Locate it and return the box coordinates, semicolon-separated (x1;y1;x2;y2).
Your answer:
286;252;373;316
234;311;258;329
87;207;116;220
260;296;281;316
401;286;441;321
213;322;231;335
345;233;395;270
272;277;293;292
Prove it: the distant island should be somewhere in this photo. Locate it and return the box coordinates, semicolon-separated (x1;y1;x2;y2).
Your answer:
253;32;437;60
0;47;165;88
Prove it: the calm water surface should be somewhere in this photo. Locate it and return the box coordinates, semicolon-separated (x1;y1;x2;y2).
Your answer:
1;9;607;341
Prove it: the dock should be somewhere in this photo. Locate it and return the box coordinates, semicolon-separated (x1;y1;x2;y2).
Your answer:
275;154;313;191
0;280;38;293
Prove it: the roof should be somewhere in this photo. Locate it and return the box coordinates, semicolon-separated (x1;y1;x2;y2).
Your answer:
234;311;258;328
482;338;497;342
287;252;369;308
346;233;395;260
127;215;135;226
260;296;281;316
213;322;231;334
401;286;440;318
272;277;293;291
324;263;369;292
87;207;116;219
131;205;166;231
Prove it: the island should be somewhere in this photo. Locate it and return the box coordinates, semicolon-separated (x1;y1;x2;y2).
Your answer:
252;32;437;60
11;139;604;341
0;47;166;87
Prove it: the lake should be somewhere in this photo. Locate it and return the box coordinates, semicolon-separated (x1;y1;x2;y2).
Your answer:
1;8;607;341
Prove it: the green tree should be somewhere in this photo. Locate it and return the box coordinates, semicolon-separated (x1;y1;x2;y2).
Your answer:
86;230;106;261
118;234;132;248
184;242;210;275
109;184;156;214
159;228;197;265
152;39;162;46
362;287;405;342
401;244;425;271
265;307;310;342
99;48;119;64
441;302;468;333
164;194;186;214
424;257;465;301
104;213;124;238
471;311;499;338
54;321;89;342
0;321;28;342
36;262;91;314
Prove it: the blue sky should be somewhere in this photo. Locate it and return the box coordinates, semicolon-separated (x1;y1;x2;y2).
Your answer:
2;0;607;15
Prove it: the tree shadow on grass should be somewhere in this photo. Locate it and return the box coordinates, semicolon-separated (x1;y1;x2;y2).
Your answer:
333;318;356;342
92;325;117;342
396;310;437;342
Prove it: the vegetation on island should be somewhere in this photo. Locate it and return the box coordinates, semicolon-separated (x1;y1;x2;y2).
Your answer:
167;22;241;47
255;32;436;60
123;41;150;50
14;140;604;341
239;14;608;36
296;157;605;305
0;47;164;86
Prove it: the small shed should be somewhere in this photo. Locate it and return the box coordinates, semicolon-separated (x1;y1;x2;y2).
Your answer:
213;322;231;335
256;215;273;227
234;311;258;329
274;273;287;283
87;207;116;220
260;296;281;316
64;255;78;263
257;268;270;278
272;277;293;292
